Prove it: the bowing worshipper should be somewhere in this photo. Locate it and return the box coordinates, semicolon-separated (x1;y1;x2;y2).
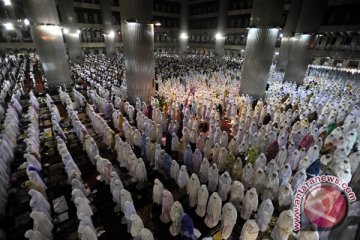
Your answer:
72;179;90;197
207;163;219;192
195;184;209;217
27;168;46;191
153;179;164;205
124;201;137;233
111;179;124;205
204;192;222;228
25;180;47;199
255;199;274;232
130;214;144;239
29;211;53;240
169;201;184;236
271;210;294;240
239;219;259;240
160;190;174;223
24;230;47;240
28;189;51;219
177;165;190;189
74;196;93;219
241;188;258;220
218;171;232;201
117;189;133;213
78;226;98;240
221;203;237;239
187;174;200;207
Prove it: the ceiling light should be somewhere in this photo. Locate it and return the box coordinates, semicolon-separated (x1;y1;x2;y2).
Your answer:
280;33;283;38
154;21;161;26
3;0;11;6
215;33;225;40
180;32;188;40
63;28;69;34
24;19;30;26
76;29;81;34
108;30;115;37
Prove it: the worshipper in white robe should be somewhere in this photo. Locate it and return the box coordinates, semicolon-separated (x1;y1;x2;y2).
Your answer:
229;180;244;209
271;210;294;240
218;171;232;201
187;174;200;207
291;169;307;192
207;163;219;192
287;150;302;171
72;179;90;197
135;158;147;184
241;188;258;220
221;203;237;239
232;157;243;181
28;189;51;218
78;226;98;240
24;230;47;240
124;201;137;233
74;197;93;219
27;170;47;190
160;190;174;223
111;179;124;206
297;225;319;240
204;192;222;228
219;131;229;148
242;163;254;190
140;228;154;240
118;189;133;213
169;201;184;236
177;165;190;189
278;183;293;209
130;214;144;239
279;163;292;186
199;158;210;183
239;219;259;240
195;184;209;217
275;146;288;167
254;153;267;171
255;199;274;232
212;143;221;163
192;148;203;174
30;211;53;239
261;170;279;201
153;179;164;205
170;160;180;182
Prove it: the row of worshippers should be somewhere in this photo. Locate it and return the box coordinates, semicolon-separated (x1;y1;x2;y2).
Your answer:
51;92;98;240
0;92;22;217
60;88;155;240
22;94;54;240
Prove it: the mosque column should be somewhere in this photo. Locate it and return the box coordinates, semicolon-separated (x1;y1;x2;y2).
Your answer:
58;0;82;59
215;0;228;57
276;0;303;71
100;0;116;55
120;0;155;104
23;0;72;90
240;0;284;99
284;0;326;85
179;0;189;54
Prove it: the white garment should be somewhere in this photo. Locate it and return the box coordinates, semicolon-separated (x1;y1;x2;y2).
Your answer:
229;180;244;208
218;171;232;201
187;174;200;207
207;163;219;192
199;158;210;183
30;211;53;239
140;228;154;240
195;185;209;217
160;190;174;223
24;230;47;240
261;170;279;201
120;189;133;213
153;179;164;205
278;183;293;207
170;160;180;181
169;201;184;236
130;214;144;238
177;165;190;189
239;219;259;240
221;203;237;239
241;188;258;220
204;192;222;228
255;199;274;232
271;210;294;240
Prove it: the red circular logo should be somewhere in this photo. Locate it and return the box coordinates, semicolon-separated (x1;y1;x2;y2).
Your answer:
303;184;348;229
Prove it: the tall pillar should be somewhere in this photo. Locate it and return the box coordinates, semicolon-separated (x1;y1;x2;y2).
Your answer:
58;0;82;59
240;0;284;99
23;0;72;90
179;0;189;54
215;0;228;56
276;0;303;71
101;0;116;55
120;0;155;104
284;0;326;84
